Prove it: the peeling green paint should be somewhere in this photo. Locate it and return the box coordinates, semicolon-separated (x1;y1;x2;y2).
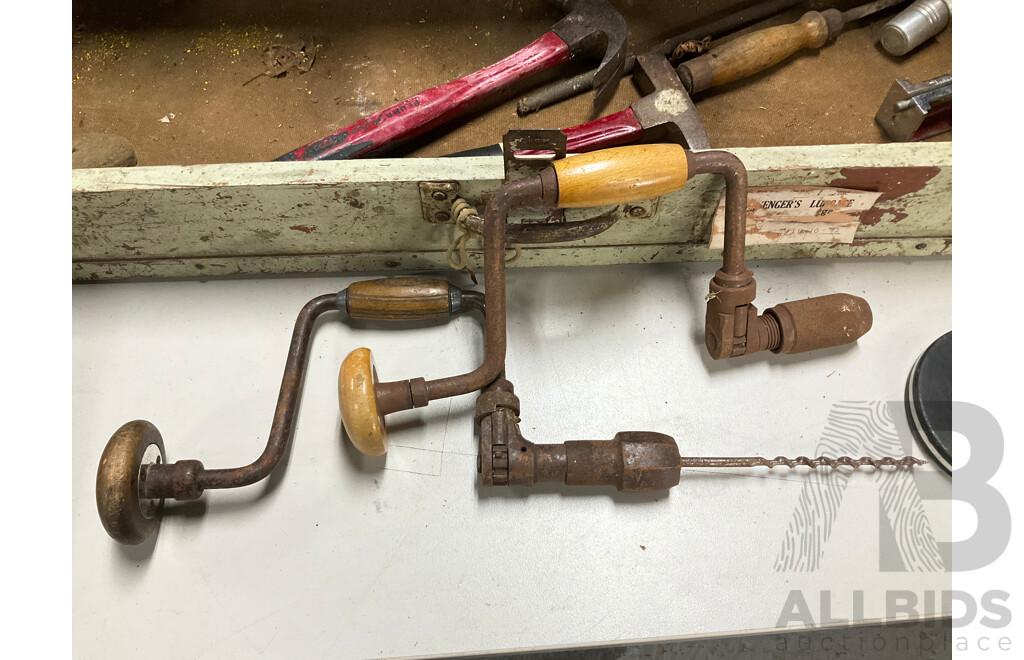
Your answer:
72;144;951;281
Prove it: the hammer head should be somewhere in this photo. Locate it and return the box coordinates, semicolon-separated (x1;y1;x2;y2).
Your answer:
549;0;628;110
631;52;710;150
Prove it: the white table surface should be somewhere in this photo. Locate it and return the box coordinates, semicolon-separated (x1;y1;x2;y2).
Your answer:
72;257;952;658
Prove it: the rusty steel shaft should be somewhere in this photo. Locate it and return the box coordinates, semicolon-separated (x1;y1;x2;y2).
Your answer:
679;456;925;469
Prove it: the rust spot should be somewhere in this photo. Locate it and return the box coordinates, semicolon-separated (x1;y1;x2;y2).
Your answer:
289;225;317;234
384;260;400;268
828;167;940;226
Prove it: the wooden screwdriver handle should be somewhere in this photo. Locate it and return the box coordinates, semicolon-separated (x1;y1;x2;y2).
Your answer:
345;278;452;321
551;144;690;208
679;9;843;95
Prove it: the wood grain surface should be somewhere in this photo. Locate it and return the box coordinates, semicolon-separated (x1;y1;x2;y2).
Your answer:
553;144;689;208
346;277;450;321
692;11;832;92
338;347;386;456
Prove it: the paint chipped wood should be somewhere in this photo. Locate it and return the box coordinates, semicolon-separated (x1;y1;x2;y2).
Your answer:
72;144;951;281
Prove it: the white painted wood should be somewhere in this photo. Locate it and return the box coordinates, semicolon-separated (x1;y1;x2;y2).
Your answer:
72;143;952;280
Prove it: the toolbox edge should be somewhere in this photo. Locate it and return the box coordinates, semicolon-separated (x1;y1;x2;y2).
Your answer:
72;142;951;282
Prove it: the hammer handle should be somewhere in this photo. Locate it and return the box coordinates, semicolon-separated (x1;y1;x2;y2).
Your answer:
447;109;644;158
679;10;843;95
275;32;571;161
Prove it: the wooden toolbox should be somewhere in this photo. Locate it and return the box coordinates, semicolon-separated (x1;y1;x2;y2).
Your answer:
71;0;952;281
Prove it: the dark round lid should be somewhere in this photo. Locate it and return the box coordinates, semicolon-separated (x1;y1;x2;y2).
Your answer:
905;331;952;474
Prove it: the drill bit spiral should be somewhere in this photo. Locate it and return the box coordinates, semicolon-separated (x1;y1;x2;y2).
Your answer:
680;456;926;470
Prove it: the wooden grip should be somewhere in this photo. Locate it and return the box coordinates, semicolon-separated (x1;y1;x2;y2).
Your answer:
346;278;451;321
552;144;689;209
685;11;832;93
338;348;387;456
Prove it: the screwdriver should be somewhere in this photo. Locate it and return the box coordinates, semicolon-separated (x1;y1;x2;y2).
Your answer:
677;0;911;95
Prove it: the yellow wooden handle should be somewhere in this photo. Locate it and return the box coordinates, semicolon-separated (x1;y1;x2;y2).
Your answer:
687;12;831;93
552;144;689;208
338;348;387;456
346;278;450;321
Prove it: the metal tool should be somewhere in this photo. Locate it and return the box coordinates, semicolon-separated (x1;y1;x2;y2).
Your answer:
552;50;710;150
96;145;902;546
478;0;912;158
272;0;627;161
473;378;921;492
96;277;485;544
880;0;951;56
447;50;710;156
342;146;874;453
875;74;951;141
676;0;910;96
516;0;801;116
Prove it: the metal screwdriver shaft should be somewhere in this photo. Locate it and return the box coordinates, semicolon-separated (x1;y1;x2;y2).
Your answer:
680;456;926;469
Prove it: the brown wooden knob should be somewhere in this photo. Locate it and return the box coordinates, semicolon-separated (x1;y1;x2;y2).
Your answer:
680;11;835;94
338;348;387;456
96;420;165;545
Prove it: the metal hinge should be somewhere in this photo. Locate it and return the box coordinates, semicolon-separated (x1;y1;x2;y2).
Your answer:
418;181;461;224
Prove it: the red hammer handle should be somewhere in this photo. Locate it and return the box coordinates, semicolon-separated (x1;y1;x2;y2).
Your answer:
563;108;644;152
514;108;643;157
275;32;571;161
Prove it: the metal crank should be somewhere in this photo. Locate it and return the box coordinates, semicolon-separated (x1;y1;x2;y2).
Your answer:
97;145;916;546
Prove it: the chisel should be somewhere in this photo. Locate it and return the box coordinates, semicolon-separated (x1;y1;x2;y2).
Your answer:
677;0;911;95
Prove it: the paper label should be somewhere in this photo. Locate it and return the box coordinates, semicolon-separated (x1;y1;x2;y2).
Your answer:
709;186;883;249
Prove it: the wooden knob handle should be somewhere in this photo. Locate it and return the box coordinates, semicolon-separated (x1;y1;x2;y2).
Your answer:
345;278;451;321
338;348;387;456
682;11;834;94
552;144;689;208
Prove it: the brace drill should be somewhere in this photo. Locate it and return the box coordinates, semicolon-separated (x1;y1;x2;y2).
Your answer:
96;145;917;545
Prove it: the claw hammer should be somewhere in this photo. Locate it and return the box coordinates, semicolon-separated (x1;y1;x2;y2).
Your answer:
274;0;627;161
454;0;913;157
448;51;711;157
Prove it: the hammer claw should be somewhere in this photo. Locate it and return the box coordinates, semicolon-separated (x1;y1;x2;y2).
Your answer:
550;0;628;109
592;46;626;110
